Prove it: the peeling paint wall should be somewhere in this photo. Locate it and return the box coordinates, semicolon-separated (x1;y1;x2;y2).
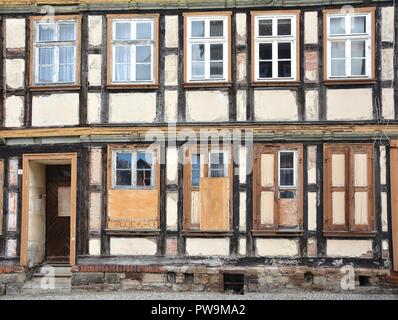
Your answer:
186;238;230;256
326;240;373;257
186;91;229;122
32;94;80;126
326;89;373;120
254;90;298;121
110;237;157;255
256;239;299;257
109;92;157;123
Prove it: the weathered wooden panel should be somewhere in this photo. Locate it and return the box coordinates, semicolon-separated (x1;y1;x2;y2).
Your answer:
332;191;345;225
260;191;274;225
279;198;298;227
200;177;229;231
0;160;3;235
354;192;368;225
260;153;274;187
108;189;159;229
354;153;368;187
331;154;345;187
389;140;398;272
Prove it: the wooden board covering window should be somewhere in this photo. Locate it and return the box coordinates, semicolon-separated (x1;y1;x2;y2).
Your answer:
183;145;233;231
0;160;3;236
324;144;374;233
107;144;160;230
389;140;398;272
253;144;303;231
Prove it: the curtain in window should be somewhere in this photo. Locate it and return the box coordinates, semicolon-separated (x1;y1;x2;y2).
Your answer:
38;47;54;83
59;46;75;82
115;45;131;81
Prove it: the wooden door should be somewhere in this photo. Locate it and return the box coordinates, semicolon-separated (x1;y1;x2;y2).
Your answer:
46;165;71;263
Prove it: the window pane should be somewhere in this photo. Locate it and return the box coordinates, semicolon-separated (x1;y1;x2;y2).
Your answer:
210;62;223;78
192;154;201;187
258;19;272;36
38;47;54;64
259;62;272;78
280;152;294;169
192;62;205;78
277;18;291;36
192;44;205;61
137;152;152;169
136;22;152;40
259;43;272;60
351;59;366;76
280;170;294;186
114;46;131;81
115;45;131;63
210;44;223;61
351;40;365;58
278;61;291;77
331;59;345;76
210;20;223;37
136;46;151;63
209;152;226;177
116;153;131;169
38;24;55;41
59;46;74;64
330;17;345;34
136;170;152;186
191;20;204;37
116;170;132;186
58;23;75;41
136;64;151;81
280;190;295;199
115;22;131;40
351;16;366;34
38;66;53;83
278;43;291;59
331;41;345;58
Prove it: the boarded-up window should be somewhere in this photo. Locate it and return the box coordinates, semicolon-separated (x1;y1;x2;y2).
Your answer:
107;144;160;230
253;144;303;231
0;160;3;236
183;145;232;231
324;144;374;233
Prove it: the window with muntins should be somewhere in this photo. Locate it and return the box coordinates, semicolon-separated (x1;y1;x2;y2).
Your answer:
110;17;156;84
325;9;374;80
33;18;78;85
186;14;229;82
253;12;299;82
113;150;155;189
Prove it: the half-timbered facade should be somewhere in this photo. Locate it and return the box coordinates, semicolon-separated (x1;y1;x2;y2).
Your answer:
0;0;397;294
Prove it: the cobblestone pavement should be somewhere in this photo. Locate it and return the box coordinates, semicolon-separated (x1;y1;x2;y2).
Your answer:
1;291;398;300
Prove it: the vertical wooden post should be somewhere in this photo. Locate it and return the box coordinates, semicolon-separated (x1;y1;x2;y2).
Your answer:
389;140;398;272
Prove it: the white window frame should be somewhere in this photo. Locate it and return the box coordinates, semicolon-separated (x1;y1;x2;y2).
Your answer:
326;11;373;79
208;150;229;178
112;149;156;189
254;14;297;82
278;150;297;189
186;15;229;82
34;19;77;85
110;18;155;84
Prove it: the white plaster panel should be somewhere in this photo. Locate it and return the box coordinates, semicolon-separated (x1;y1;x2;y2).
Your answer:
110;237;157;255
109;92;157;123
382;48;394;81
88;15;102;46
4;96;24;128
308;146;317;185
166;146;178;184
165;90;178;123
32;93;79;126
256;239;299;257
305;90;319;121
239;237;246;256
380;146;386;185
89;192;102;231
254;90;298;121
89;238;101;256
6;19;25;49
239;146;247;183
326;240;373;257
237;90;246;122
186;238;230;256
236;13;247;46
186;91;229;122
382;88;394;120
326;89;373;120
88;54;102;86
381;7;394;42
166;192;178;230
165;54;178;86
382;192;388;232
87;92;102;124
6;59;24;89
239;192;246;230
308;192;317;231
304;12;318;44
165;15;179;48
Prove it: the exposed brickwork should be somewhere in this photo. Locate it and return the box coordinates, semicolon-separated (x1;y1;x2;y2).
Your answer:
0;265;24;274
74;265;164;273
304;50;318;82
